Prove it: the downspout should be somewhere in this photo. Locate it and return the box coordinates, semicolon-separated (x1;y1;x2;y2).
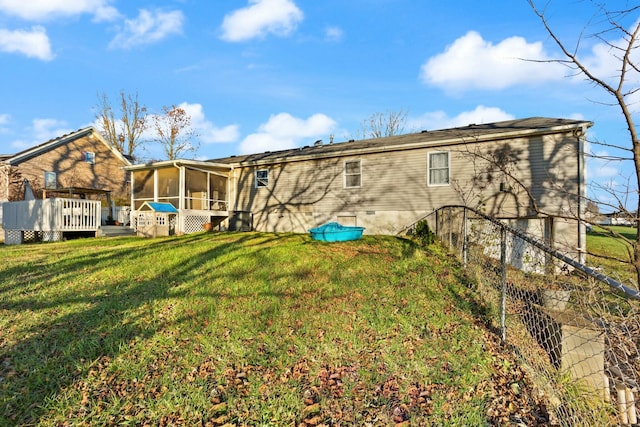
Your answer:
174;162;184;233
575;126;587;264
129;169;135;227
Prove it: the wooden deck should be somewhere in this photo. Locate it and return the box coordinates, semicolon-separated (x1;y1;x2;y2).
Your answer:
2;198;101;244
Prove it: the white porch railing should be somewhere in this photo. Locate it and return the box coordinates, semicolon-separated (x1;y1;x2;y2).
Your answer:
3;198;101;244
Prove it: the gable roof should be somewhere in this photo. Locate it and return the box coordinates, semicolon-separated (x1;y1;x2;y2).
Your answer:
2;127;131;167
210;117;592;167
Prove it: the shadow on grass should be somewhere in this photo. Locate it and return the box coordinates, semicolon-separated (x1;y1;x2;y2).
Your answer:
0;232;281;425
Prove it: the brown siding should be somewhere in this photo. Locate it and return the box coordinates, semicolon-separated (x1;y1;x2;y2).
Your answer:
5;132;129;202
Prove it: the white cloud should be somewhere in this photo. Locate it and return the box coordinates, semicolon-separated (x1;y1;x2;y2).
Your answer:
324;26;343;42
588;157;619;179
178;102;240;144
109;9;184;49
239;112;336;154
10;118;71;150
0;113;10;136
0;0;118;21
220;0;303;42
409;105;515;131
0;26;53;60
420;31;566;92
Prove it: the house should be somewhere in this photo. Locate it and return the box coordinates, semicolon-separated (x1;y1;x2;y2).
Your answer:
0;127;131;203
599;211;637;226
126;117;591;254
1;127;132;243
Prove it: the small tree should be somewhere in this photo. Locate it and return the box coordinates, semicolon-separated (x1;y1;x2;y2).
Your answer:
95;91;147;159
152;105;199;160
355;109;409;139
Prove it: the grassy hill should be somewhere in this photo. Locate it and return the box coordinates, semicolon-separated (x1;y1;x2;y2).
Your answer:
0;233;547;426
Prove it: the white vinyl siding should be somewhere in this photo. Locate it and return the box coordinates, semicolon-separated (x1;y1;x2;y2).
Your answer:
428;152;450;186
344;160;361;188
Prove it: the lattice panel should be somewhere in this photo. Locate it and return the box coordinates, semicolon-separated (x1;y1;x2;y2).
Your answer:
4;230;23;245
41;231;63;242
183;215;209;234
3;230;40;244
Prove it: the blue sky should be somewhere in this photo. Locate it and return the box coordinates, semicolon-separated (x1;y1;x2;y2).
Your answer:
0;0;638;209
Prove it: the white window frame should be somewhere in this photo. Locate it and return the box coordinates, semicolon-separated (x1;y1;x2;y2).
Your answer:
255;169;269;188
427;151;450;186
44;171;57;189
343;159;362;188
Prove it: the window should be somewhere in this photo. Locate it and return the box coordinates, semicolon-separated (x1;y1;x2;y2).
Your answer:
44;171;57;189
344;160;361;188
255;169;268;188
83;151;95;164
428;152;450;186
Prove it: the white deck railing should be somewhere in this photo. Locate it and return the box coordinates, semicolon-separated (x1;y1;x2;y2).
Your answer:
3;198;101;232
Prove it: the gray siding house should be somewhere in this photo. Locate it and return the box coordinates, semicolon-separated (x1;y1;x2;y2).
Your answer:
126;117;591;253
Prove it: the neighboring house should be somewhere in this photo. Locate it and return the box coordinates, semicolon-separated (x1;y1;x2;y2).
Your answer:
599;211;637;226
126;117;591;254
0;127;131;203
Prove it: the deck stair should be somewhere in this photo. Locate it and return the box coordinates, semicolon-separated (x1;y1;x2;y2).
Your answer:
99;225;136;238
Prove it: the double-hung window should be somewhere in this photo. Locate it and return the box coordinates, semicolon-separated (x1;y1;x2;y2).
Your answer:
255;169;269;188
428;152;450;186
344;160;361;188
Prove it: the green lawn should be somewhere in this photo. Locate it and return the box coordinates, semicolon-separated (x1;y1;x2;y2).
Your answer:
0;233;544;426
586;225;637;282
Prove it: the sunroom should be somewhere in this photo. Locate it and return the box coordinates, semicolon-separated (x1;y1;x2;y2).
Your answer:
126;160;233;234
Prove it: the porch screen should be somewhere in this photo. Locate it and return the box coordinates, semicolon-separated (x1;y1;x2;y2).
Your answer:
157;168;179;197
186;169;207;210
133;170;154;209
210;175;227;207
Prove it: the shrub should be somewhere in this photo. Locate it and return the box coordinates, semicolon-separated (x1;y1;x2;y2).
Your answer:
414;219;435;246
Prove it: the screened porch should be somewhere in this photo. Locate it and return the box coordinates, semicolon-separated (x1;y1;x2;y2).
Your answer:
128;161;232;234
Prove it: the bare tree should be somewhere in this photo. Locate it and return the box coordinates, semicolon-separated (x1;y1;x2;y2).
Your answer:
355;109;409;139
527;1;640;281
95;91;147;159
152;105;199;160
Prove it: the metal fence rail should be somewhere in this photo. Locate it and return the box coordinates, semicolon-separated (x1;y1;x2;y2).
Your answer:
414;206;639;426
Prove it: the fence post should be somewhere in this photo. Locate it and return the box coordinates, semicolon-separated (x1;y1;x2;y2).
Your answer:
500;225;507;342
448;207;453;247
462;208;468;266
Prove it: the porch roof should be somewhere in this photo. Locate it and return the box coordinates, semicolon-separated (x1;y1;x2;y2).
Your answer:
124;159;232;171
42;186;111;198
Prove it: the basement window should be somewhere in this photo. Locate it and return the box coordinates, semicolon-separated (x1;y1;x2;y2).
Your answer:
344;160;361;188
428;151;450;186
255;169;269;188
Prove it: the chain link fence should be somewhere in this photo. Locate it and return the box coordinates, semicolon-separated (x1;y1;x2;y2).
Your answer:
410;206;640;426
